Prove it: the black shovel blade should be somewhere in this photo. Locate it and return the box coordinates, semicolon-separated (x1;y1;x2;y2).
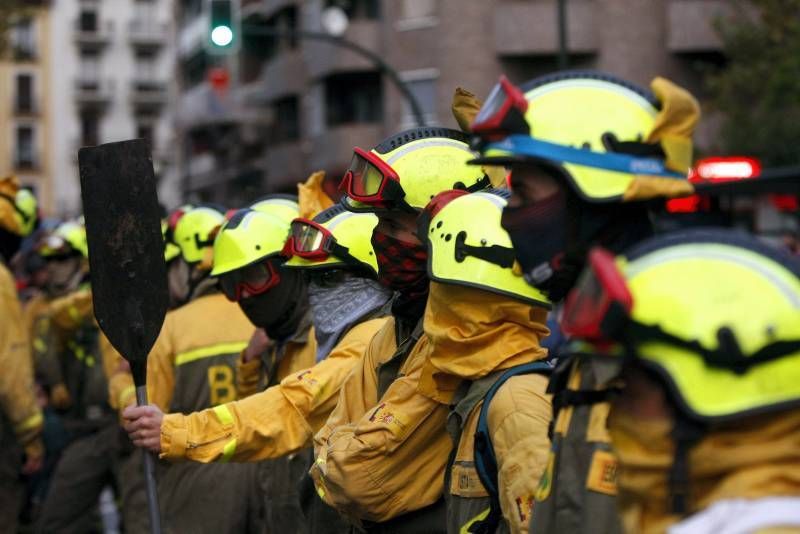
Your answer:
79;139;168;385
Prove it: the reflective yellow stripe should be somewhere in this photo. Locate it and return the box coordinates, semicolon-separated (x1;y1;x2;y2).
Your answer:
460;508;491;534
213;404;234;426
316;485;326;499
33;338;46;353
118;385;136;407
15;411;43;434
174;342;248;366
220;439;237;463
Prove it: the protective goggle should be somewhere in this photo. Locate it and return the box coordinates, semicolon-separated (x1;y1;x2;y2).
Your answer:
218;259;281;302
561;248;633;341
471;75;530;142
283;218;361;267
166;208;187;242
339;147;408;209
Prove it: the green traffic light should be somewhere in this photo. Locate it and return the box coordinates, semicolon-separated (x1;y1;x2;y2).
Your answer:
211;25;234;47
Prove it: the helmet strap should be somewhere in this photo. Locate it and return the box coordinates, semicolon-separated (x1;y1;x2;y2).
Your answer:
668;416;706;516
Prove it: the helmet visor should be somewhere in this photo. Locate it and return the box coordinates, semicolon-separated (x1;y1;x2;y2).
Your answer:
284;218;333;261
218;260;281;301
342;147;404;206
561;247;633;340
471;76;529;140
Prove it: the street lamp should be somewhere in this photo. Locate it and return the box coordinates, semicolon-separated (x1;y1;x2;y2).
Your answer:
242;7;427;127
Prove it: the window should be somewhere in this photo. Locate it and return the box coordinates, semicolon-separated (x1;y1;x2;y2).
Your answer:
81;113;100;146
272;96;300;143
136;51;157;81
11;18;36;60
16;74;34;113
396;0;438;30
16;126;35;168
324;72;383;126
325;0;380;20
79;10;98;32
400;73;438;128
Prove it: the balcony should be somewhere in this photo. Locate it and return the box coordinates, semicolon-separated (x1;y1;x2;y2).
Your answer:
494;1;597;56
14;98;38;117
128;19;168;51
74;77;114;109
667;0;735;53
261;48;306;101
14;153;38;171
130;79;168;111
305;19;381;79
74;20;114;51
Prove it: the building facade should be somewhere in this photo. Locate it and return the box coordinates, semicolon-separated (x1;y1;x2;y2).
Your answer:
49;0;177;217
0;2;55;213
172;0;733;207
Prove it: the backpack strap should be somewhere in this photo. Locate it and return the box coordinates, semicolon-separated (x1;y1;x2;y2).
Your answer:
471;361;552;533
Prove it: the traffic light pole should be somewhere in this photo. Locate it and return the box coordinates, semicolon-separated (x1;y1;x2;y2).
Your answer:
242;24;427;127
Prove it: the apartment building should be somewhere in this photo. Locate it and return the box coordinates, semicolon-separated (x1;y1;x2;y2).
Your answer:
173;0;733;206
49;0;177;217
0;2;55;213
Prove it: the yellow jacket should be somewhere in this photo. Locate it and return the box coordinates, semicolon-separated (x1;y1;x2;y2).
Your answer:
0;262;43;446
159;317;385;462
100;333;135;412
310;311;454;523
22;292;50;349
146;292;255;412
420;284;552;534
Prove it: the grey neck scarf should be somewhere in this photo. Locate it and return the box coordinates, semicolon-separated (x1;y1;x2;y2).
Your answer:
308;276;393;362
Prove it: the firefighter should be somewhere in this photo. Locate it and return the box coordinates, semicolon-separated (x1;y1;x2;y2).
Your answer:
34;221;128;534
0;176;44;530
468;71;700;533
415;189;553;533
125;204;393;533
557;229;800;532
309;127;491;531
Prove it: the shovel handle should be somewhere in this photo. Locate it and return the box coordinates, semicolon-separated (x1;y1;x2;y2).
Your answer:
137;386;163;534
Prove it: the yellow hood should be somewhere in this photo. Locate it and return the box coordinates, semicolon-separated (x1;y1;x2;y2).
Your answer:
418;282;549;402
297;170;334;219
0;175;21;235
609;408;800;534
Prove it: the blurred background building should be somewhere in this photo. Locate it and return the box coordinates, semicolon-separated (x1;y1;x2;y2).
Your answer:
47;0;177;216
172;0;732;206
0;1;54;213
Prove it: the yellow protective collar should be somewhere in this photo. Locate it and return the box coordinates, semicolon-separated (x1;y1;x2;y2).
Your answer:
609;408;800;534
646;77;700;174
418;282;549;402
452;87;508;188
0;175;21;235
298;170;334;220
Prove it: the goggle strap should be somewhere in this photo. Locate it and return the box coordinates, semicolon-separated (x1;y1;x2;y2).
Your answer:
465;175;492;193
454;231;516;268
626;321;800;374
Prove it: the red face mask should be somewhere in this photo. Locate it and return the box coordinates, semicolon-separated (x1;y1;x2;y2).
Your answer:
370;231;428;295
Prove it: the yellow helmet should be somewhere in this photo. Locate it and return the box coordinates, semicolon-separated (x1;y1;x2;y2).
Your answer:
250;195;300;224
0;176;37;236
161;220;181;263
421;189;550;308
173;206;224;264
40;221;89;259
284;204;379;276
210;209;289;277
562;229;800;422
341;127;491;212
473;72;699;202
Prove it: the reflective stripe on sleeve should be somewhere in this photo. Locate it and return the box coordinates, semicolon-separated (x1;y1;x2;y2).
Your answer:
15;411;43;434
213;404;234;426
220;438;237;463
174;342;248;366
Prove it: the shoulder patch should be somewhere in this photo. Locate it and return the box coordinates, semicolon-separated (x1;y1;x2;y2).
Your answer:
585;449;618;496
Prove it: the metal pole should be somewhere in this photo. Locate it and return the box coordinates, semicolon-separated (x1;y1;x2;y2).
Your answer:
137;386;162;534
557;0;569;70
241;25;426;127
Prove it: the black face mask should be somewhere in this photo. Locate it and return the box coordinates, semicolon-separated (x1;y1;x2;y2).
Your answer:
501;188;569;298
502;187;653;303
238;267;309;341
0;229;22;264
